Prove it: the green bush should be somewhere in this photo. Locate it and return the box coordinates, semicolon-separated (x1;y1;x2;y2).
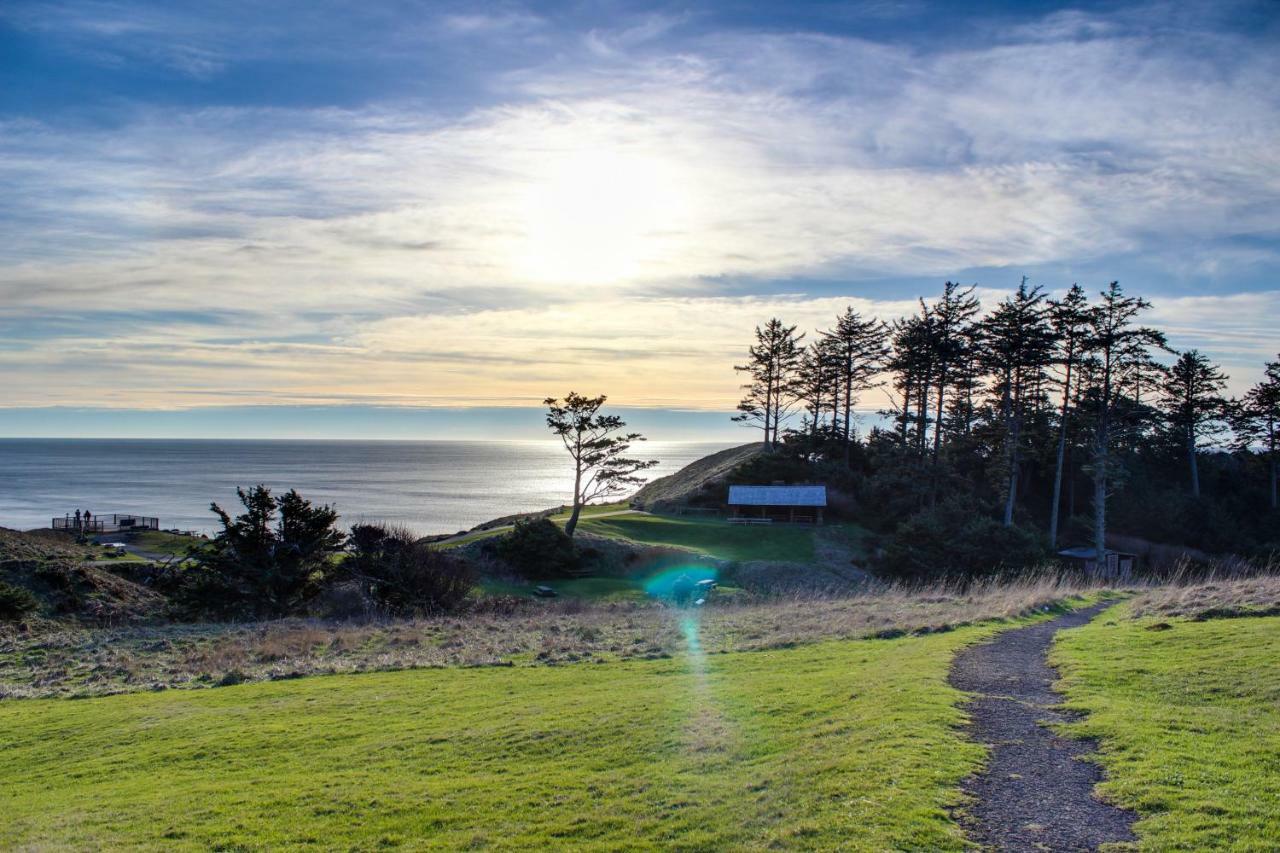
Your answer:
878;499;1047;580
494;518;579;578
180;485;345;619
0;581;39;621
347;524;475;615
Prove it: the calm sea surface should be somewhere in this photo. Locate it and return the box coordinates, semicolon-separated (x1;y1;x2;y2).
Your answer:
0;439;735;535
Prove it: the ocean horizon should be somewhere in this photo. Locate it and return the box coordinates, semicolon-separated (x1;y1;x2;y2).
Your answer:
0;438;738;536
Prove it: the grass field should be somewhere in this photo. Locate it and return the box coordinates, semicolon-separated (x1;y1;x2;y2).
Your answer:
0;622;1016;850
476;576;653;601
1053;606;1280;850
126;530;205;557
577;514;818;563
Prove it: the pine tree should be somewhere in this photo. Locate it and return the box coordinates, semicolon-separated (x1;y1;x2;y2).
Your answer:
821;307;889;464
1047;284;1090;548
980;279;1055;526
1081;282;1168;566
732;319;805;448
1238;356;1280;510
1160;350;1228;498
925;282;982;467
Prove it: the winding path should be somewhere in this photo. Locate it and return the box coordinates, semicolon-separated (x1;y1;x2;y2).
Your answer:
948;604;1136;851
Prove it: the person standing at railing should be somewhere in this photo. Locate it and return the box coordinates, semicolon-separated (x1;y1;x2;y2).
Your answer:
84;509;92;531
74;509;81;530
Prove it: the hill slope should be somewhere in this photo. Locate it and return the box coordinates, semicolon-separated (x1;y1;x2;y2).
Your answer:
0;528;166;625
630;442;764;511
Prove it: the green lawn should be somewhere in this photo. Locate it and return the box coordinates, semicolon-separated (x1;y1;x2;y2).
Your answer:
577;514;817;563
127;530;205;556
1052;607;1280;850
0;624;1008;850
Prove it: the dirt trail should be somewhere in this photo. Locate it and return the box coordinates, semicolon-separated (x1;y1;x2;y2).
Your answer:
948;603;1136;851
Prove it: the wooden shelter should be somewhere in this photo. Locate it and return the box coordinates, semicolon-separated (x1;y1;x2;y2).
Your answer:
1057;546;1137;579
727;484;826;524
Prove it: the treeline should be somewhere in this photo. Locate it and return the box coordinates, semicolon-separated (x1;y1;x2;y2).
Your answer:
734;281;1280;575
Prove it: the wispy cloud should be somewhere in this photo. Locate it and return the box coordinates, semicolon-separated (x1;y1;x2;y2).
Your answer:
1;1;1277;411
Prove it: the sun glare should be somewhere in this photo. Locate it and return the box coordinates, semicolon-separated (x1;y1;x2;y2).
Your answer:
514;148;694;285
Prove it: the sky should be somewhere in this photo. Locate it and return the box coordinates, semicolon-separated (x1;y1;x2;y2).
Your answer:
1;0;1278;440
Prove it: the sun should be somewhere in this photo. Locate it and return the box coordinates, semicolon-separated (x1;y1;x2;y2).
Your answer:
513;147;694;286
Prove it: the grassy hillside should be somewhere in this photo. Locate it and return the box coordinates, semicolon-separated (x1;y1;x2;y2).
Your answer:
0;623;1011;850
630;442;764;510
577;513;818;563
0;527;167;625
1052;604;1280;850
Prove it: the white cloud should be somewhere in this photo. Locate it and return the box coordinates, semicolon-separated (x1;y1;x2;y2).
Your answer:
2;5;1278;407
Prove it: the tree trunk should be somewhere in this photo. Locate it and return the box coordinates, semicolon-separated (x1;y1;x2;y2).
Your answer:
564;502;583;537
1270;424;1277;510
843;365;853;466
565;450;584;537
933;376;946;463
1000;375;1016;527
764;371;774;448
1093;435;1108;570
917;376;931;455
1048;359;1073;548
1188;424;1200;498
1003;415;1020;527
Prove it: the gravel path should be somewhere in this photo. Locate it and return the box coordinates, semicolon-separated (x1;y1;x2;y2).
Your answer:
949;603;1136;851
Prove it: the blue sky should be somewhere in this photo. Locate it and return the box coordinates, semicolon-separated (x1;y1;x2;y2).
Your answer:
1;0;1278;439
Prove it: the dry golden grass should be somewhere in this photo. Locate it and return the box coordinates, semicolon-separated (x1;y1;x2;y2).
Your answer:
1128;573;1280;619
1;574;1099;699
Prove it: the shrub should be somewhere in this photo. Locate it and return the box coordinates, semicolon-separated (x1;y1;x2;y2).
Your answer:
180;485;345;619
347;524;475;615
878;499;1047;580
494;517;579;578
0;581;39;621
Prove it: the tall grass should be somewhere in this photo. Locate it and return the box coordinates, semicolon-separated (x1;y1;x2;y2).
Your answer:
2;572;1100;699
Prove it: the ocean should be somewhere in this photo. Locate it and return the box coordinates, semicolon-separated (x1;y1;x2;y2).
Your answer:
0;439;736;536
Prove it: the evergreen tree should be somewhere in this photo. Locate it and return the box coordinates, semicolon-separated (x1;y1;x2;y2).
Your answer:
1047;284;1090;548
732;319;805;447
924;282;982;466
1080;282;1168;564
190;485;345;617
980;279;1054;526
820;307;889;464
545;392;658;537
1236;355;1280;509
1160;350;1228;498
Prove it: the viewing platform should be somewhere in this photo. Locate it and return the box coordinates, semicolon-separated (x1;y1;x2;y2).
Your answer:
52;513;160;534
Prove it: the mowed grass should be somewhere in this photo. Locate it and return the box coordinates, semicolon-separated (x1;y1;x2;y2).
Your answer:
1052;607;1280;850
0;624;1004;850
577;514;817;563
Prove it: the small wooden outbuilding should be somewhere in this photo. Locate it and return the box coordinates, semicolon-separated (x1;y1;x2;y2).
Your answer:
727;485;826;525
1057;547;1137;579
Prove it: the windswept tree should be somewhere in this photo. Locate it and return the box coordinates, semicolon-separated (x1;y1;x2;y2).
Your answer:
980;279;1054;526
1081;282;1168;561
1047;284;1091;547
187;485;345;617
1236;355;1280;509
1160;350;1228;498
732;318;805;447
821;307;889;463
545;392;658;537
